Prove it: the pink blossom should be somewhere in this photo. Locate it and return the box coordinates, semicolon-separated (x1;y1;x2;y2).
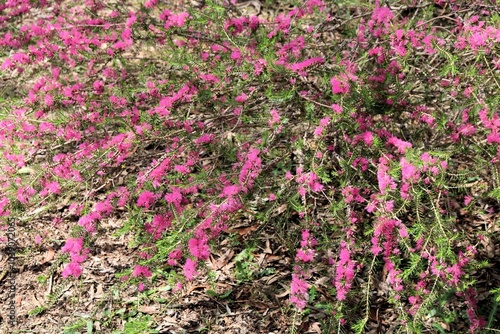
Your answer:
199;73;220;83
313;126;324;137
330;77;349;94
62;262;82;278
16;186;36;204
137;190;156;209
304;0;325;13
167;249;182;266
268;109;281;126
144;0;158;8
44;94;54;107
387;136;412;154
342;186;364;203
334;241;355;301
372;6;394;24
319;116;330;127
70;253;88;263
385;200;394;212
487;131;500;144
163;12;189;29
221;185;239;197
235;93;248;103
238;148;261;191
174;164;190;174
188;237;210;260
164;189;182;205
290;274;308;309
184;258;198;281
40;181;60;197
195;134;214;144
62;237;84;254
289;57;324;74
464;196;473;205
290;295;307;309
94;200;113;216
300;230;311;248
420;152;436;164
1;58;14;69
11;52;30;63
400;158;419;182
93;80;104;94
132;265;152;278
331;103;342;114
145;214;171;239
295;249;315;263
361;131;373;146
377;158;396;194
458;123;476;136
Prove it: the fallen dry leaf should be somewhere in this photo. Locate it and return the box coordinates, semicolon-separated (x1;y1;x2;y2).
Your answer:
138;305;159;314
42;247;55;264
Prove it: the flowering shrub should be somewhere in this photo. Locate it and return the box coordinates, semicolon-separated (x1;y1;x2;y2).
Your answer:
1;0;500;332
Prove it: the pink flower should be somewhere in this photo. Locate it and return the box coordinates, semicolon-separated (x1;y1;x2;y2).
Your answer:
195;134;214;144
268;109;281;126
372;6;394;24
235;93;248;103
377;159;396;194
94;200;113;216
162;11;189;29
313;126;324;137
62;262;82;278
40;181;60;197
44;94;54;107
174;164;190;174
400;158;419;182
167;249;183;266
289;57;324;74
331;103;342;114
330;77;349;94
387;136;412;154
487;131;500;144
70;253;88;263
144;0;158;8
137;190;156;209
290;274;308;309
238;148;261;191
164;189;182;205
11;52;30;63
184;258;198;281
334;241;356;301
62;237;84;254
295;249;315;263
188;237;210;260
132;265;152;278
145;214;171;240
46;181;60;194
93;80;104;94
16;186;36;204
319;117;330;127
77;213;98;234
221;185;239;197
361;131;373;146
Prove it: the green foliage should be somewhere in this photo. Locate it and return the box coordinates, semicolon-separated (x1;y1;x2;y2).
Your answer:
1;0;500;333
